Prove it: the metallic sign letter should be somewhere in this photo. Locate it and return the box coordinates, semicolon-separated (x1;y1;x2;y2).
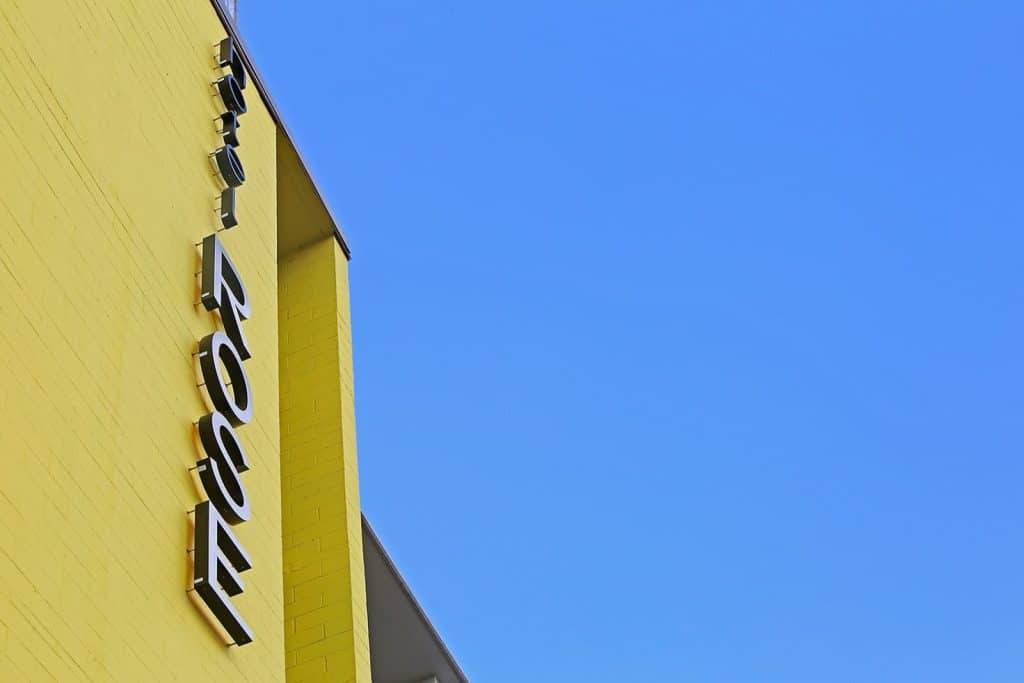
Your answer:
201;234;252;360
196;411;251;524
198;331;253;426
218;37;247;89
214;74;247;116
192;500;254;645
213;145;246;188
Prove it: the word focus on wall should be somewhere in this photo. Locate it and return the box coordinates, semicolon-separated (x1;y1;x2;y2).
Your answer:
188;36;257;647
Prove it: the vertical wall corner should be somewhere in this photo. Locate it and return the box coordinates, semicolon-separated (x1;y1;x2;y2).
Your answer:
277;181;370;681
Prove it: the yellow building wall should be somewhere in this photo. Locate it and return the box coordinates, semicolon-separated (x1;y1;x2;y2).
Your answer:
279;237;372;683
0;0;285;680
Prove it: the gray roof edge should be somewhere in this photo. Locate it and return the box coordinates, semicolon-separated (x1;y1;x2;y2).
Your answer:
208;1;352;259
362;514;471;683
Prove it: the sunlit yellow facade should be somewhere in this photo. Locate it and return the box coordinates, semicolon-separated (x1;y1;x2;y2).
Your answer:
0;1;378;680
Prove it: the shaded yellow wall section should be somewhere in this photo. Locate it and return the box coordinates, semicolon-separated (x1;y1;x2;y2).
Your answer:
0;0;285;679
278;234;371;682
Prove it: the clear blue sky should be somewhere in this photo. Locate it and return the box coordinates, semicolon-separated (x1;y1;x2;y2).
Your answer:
242;2;1023;680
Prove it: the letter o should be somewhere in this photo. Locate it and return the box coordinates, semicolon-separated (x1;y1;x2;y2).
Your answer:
215;74;247;115
214;145;246;188
199;331;253;426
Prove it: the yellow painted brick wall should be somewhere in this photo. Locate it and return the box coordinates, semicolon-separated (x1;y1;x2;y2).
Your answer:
0;0;284;680
279;237;371;683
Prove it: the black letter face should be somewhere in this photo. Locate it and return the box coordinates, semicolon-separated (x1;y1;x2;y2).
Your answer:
215;74;247;116
192;501;254;645
198;331;254;426
214;145;246;188
218;37;247;90
201;234;252;360
197;411;252;525
219;187;238;229
219;112;241;149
